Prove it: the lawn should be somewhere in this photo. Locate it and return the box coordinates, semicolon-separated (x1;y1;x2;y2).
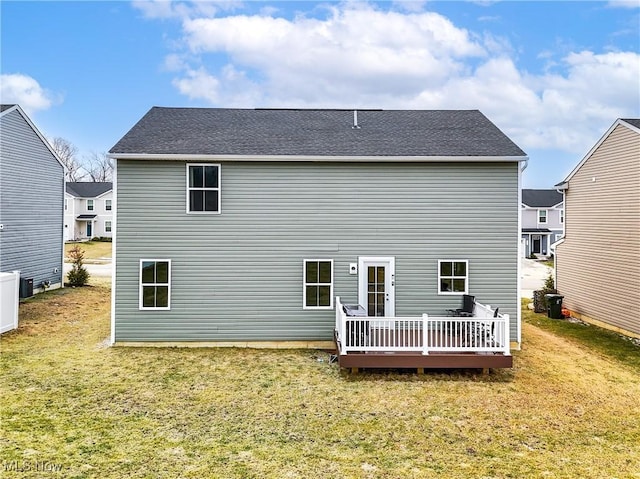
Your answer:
1;287;639;479
64;241;112;261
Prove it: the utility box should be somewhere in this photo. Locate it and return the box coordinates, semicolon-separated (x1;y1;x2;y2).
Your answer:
19;277;33;299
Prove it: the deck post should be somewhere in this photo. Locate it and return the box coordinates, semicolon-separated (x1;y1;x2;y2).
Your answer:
422;314;429;355
502;314;510;355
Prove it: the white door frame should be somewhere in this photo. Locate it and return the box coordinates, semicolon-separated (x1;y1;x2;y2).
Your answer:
358;256;395;317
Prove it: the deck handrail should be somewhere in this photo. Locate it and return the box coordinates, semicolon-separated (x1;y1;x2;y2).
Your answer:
335;297;510;356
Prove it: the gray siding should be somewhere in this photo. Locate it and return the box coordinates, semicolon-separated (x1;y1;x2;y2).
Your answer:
114;160;519;342
0;109;64;289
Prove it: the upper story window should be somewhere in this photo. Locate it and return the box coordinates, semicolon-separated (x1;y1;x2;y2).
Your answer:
105;199;112;211
438;260;468;295
64;199;68;211
303;259;333;309
87;199;94;211
139;259;171;310
187;164;220;214
538;209;547;224
560;209;564;224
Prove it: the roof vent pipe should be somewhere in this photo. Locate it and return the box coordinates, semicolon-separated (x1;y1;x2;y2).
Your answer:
352;110;361;129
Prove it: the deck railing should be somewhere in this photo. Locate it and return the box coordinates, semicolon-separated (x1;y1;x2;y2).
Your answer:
335;296;510;356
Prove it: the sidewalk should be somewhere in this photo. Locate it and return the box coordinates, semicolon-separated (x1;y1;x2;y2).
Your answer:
521;258;553;299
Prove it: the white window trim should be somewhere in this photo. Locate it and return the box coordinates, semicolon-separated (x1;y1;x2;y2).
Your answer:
105;220;112;233
303;259;334;310
87;199;94;211
538;209;548;224
559;208;564;224
139;259;172;310
437;259;469;295
186;163;221;215
105;199;112;211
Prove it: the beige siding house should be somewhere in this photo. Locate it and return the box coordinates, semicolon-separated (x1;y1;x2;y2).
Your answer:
556;118;640;338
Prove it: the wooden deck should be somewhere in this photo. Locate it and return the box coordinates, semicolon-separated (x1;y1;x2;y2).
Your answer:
334;296;513;372
334;330;513;371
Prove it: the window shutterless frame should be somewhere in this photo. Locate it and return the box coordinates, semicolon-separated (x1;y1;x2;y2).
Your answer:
87;199;94;211
186;163;221;214
139;259;172;310
538;209;547;224
303;259;334;309
437;260;469;295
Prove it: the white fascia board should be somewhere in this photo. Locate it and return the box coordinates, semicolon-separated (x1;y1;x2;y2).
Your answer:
107;153;529;163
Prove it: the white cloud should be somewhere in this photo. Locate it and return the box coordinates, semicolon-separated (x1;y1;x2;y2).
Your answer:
0;74;59;114
607;0;640;8
132;0;241;20
158;2;639;154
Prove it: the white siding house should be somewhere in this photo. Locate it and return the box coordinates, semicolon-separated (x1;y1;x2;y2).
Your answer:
65;182;113;241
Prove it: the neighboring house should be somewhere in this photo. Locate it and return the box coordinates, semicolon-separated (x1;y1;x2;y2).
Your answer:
556;118;640;339
521;189;564;257
0;104;65;295
65;182;113;241
109;108;528;370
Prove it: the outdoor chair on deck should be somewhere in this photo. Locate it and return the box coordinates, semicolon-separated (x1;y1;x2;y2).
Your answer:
447;294;475;317
475;307;499;347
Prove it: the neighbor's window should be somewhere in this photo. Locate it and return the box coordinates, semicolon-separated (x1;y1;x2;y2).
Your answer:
65;199;68;211
560;209;564;224
187;164;220;213
105;199;112;211
438;260;468;294
538;209;547;224
87;199;94;211
139;259;171;310
105;221;112;233
303;259;333;309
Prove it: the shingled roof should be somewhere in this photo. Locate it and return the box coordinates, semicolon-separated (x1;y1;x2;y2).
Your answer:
522;189;563;208
109;108;526;158
66;182;112;198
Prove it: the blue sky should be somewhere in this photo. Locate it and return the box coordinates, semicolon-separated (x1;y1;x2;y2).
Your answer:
1;0;639;187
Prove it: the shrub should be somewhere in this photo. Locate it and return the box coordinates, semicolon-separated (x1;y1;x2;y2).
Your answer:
67;245;90;287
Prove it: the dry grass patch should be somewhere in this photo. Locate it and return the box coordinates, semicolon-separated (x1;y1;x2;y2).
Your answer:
64;241;112;261
1;289;639;478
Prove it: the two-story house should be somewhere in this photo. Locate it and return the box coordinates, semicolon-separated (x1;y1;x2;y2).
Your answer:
108;108;528;371
521;189;564;258
0;104;65;296
64;182;113;241
556;118;639;338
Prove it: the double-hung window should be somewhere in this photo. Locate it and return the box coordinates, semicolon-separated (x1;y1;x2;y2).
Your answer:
87;199;94;211
105;221;112;233
303;259;333;309
187;164;220;213
105;199;112;211
139;259;171;310
538;209;547;224
438;260;468;294
560;208;564;224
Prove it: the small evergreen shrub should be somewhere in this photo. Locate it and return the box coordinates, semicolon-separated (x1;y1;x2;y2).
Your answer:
67;245;90;287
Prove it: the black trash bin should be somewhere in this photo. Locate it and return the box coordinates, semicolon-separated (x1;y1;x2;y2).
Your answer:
545;294;564;319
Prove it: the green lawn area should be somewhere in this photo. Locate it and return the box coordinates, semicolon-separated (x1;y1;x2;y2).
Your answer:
64;241;112;261
1;287;639;478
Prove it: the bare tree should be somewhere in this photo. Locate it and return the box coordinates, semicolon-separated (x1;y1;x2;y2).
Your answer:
51;137;85;181
84;151;113;182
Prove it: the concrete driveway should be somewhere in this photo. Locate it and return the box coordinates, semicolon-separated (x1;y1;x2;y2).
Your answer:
521;258;553;298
